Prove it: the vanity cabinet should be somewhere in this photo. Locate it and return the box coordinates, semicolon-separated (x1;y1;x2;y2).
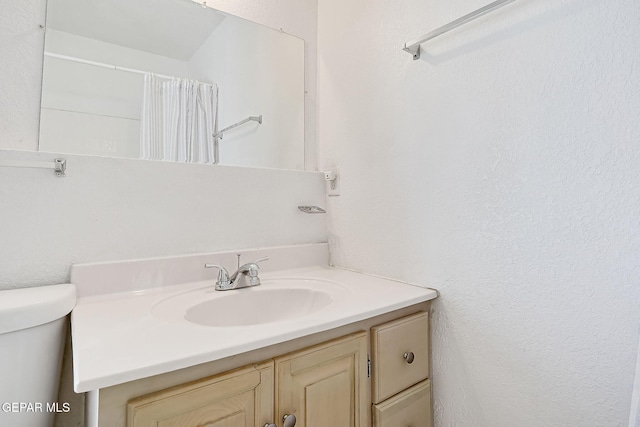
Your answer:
126;333;367;427
371;312;432;427
95;302;433;427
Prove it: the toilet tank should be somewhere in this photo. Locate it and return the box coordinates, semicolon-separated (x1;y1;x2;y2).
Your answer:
0;284;76;427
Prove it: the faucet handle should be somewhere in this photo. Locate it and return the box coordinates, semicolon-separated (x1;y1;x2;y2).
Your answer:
247;256;269;277
246;257;269;286
251;256;269;267
204;264;231;288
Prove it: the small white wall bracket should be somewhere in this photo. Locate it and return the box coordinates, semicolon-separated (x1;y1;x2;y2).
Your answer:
54;159;67;177
324;168;340;196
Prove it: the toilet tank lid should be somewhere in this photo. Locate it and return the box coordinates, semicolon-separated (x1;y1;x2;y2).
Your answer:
0;284;76;335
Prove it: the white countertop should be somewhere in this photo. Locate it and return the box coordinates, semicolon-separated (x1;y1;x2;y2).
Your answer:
72;262;437;392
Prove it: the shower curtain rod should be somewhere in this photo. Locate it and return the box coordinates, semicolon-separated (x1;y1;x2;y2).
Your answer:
44;52;214;86
403;0;518;60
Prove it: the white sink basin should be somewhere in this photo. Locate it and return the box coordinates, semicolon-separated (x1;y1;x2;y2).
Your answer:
185;288;332;326
152;278;341;327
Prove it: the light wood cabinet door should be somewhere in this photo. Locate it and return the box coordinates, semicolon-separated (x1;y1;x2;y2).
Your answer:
127;361;274;427
275;332;369;427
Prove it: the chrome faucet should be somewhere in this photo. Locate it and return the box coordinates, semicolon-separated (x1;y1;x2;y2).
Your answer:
204;256;269;291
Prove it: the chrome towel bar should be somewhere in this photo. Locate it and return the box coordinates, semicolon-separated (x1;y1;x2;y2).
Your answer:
0;158;66;177
214;115;262;140
403;0;518;60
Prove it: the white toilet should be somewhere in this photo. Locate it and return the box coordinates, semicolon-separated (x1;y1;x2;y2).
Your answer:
0;284;76;427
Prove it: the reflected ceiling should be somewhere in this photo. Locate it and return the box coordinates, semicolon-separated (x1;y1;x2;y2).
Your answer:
46;0;226;60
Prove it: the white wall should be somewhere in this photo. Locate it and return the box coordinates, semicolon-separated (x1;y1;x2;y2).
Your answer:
0;150;326;291
0;0;45;150
189;17;305;170
318;0;640;425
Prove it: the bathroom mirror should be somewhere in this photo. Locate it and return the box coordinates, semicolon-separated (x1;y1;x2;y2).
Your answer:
39;0;305;170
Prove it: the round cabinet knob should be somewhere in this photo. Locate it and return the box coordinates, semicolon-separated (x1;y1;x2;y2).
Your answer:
283;413;297;427
403;351;415;364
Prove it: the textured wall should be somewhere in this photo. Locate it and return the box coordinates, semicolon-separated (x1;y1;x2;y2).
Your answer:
0;0;45;150
318;0;640;425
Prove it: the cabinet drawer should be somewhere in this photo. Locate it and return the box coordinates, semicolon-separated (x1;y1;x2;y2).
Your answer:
372;380;432;427
371;311;430;403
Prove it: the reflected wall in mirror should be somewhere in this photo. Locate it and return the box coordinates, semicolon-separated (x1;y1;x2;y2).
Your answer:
39;0;305;170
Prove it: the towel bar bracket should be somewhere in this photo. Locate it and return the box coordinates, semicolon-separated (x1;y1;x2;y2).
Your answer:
54;159;67;177
403;43;421;60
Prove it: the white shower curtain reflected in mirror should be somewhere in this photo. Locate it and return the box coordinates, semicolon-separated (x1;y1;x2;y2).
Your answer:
140;74;218;163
